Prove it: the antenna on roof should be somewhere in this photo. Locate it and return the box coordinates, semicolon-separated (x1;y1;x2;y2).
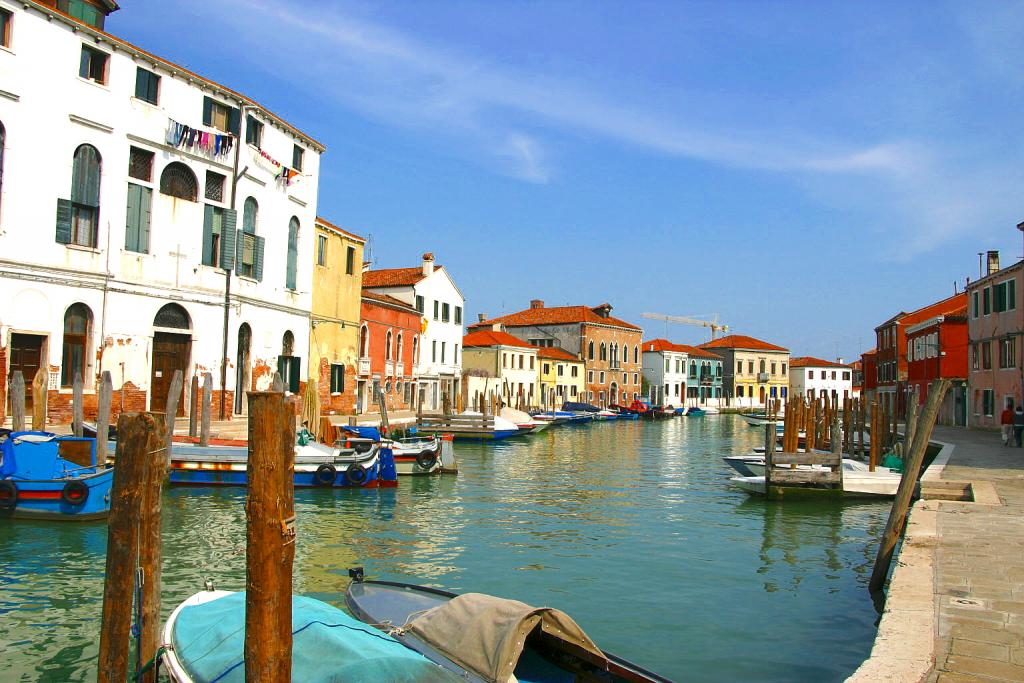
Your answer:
365;234;374;266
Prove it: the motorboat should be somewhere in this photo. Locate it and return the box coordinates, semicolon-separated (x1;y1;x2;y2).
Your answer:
341;426;444;475
680;406;705;417
729;460;903;498
500;407;552;434
345;569;673;683
739;413;782;428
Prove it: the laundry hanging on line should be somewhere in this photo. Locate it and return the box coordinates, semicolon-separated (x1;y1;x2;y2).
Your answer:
165;119;234;158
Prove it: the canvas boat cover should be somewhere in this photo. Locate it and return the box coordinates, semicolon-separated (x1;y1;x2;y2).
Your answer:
406;593;608;683
499;407;534;425
171;591;456;682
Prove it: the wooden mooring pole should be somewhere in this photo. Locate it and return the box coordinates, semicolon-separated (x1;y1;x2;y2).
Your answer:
72;372;84;437
96;372;112;463
189;374;200;438
245;392;296;681
200;372;213;447
97;412;157;683
10;370;25;432
31;367;47;430
137;413;169;683
869;379;951;595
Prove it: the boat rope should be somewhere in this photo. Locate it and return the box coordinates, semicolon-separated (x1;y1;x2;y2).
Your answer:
134;644;170;681
386;608;432;637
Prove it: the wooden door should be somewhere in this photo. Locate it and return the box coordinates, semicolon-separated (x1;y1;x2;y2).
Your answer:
151;332;189;415
9;333;44;410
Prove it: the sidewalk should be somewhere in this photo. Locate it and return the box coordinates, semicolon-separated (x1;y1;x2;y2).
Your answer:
927;426;1024;682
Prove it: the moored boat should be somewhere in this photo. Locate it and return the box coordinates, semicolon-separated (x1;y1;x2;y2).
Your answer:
729;461;903;498
0;431;111;521
340;426;444;475
681;406;705;417
345;569;674;683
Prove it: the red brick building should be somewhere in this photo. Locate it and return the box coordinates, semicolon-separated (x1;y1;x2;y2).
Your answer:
358;292;422;414
905;302;968;426
859;349;877;406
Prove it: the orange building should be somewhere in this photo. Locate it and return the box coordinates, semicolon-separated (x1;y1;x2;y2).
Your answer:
357;292;421;414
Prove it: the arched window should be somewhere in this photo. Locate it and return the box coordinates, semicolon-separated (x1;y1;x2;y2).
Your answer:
588;341;594;360
600;343;607;361
690;360;697;377
285;216;299;290
622;345;629;366
397;334;404;362
61;303;93;387
154;303;191;329
278;330;298;393
634;345;639;364
159;162;197;201
412;336;419;364
242;197;258;234
385;330;393;361
69;144;102;247
359;326;369;358
282;330;294;356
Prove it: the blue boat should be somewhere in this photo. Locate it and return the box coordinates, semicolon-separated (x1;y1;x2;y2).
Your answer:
161;589;457;682
0;431;111;521
681;406;705;417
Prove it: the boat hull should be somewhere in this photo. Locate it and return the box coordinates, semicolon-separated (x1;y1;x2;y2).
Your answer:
1;467;113;520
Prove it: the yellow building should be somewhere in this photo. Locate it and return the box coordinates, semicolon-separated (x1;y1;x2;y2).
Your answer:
700;334;790;408
536;347;586;409
309;217;365;415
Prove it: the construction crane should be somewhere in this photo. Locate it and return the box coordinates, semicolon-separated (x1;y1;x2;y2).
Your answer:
641;312;731;341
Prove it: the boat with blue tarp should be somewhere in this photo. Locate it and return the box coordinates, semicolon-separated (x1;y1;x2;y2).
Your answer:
0;430;111;521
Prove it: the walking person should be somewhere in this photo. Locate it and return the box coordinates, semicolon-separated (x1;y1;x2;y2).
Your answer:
1014;406;1024;448
1001;402;1015;446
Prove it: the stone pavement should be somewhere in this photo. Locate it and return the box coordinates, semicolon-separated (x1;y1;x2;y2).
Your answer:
927;426;1024;682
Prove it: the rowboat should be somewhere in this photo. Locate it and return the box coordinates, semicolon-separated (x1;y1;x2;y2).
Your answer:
345;569;673;683
500;407;552;434
161;589;457;682
0;430;112;521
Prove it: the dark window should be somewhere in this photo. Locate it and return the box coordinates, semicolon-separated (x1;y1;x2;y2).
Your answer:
292;144;304;171
203;171;225;202
982;341;992;369
972;291;979;318
154;303;190;329
60;144;101;248
415;295;424;313
61;303;92;386
202;205;224;266
202;97;239;135
588;341;594;360
125;183;152;253
330;364;345;393
79;45;108;84
134;67;160;104
128;146;154;182
286;217;299;290
159;162;198;201
442;303;450;322
346;246;355;275
317;235;327;266
433;300;439;321
277;355;301;394
455;306;462;325
983;287;991;315
246;116;263;147
61;0;105;28
1;9;11;48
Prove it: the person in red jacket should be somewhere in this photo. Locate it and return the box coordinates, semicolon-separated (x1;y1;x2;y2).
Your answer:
1000;402;1015;446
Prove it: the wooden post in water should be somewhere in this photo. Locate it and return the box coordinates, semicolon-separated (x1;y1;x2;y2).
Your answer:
189;375;200;438
904;387;920;459
869;402;880;471
96;372;112;463
806;398;818;451
200;372;213;447
245;392;296;682
859;399;868;458
97;412;154;683
72;372;84;437
32;367;48;430
10;371;25;432
870;379;951;594
164;370;183;459
842;396;853;456
137;413;169;683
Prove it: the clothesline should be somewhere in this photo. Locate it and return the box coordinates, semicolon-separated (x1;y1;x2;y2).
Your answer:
165;119;234;158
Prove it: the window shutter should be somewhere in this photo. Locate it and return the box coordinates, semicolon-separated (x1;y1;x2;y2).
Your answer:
1011;281;1017;311
138;186;152;253
125;183;140;251
202;204;214;266
219;208;237;269
286;221;298;290
55;198;73;244
289;357;301;393
72;146;101;206
235;229;244;269
79;47;90;79
228;106;241;136
253;235;265;280
202;97;213;127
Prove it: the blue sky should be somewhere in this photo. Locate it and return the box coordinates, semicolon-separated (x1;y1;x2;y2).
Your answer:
114;1;1024;360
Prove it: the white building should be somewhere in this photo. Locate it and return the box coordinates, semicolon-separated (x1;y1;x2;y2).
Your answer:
788;357;853;403
641;339;689;408
0;1;323;423
362;253;464;410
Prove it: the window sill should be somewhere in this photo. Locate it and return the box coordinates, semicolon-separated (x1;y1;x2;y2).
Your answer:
200;263;227;274
236;274;259;284
65;243;101;254
78;76;110;91
0;44;14;56
130;96;161;110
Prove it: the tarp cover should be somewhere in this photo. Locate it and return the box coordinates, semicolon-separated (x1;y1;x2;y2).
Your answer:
171;591;456;682
499;407;533;425
406;593;607;683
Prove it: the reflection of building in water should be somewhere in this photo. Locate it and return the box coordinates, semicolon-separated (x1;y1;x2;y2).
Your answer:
755;501;844;594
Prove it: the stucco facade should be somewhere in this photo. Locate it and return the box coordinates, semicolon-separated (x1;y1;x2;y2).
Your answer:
700;335;789;408
536;347;585;409
461;329;538;410
358;292;420;414
641;339;689;408
788;357;853;403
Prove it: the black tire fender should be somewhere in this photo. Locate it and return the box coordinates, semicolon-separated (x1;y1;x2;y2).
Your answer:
345;463;368;485
61;480;89;506
415;450;438;470
315;463;337;486
0;480;17;510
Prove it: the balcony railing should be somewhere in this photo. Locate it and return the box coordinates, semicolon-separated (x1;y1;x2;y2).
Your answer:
757;372;770;382
396;362;405;377
385;361;395;377
358;357;371;376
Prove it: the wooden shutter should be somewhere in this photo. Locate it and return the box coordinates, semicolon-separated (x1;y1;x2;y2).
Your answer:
71;146;101;206
125;183;151;253
138;187;151;252
219;208;237;269
289;357;301;393
228;106;241;136
235;229;245;271
79;47;90;79
253;235;266;281
285;219;298;290
202;204;214;266
55;198;73;244
202;96;213;127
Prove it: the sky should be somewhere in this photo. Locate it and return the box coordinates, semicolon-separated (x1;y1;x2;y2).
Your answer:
112;1;1024;360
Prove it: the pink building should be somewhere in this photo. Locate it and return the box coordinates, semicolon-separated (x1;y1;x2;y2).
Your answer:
967;251;1024;428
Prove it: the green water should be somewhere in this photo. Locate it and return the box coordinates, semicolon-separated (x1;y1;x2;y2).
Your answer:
0;415;888;682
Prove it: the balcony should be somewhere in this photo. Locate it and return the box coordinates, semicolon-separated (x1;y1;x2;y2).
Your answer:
385;361;395;377
358;357;371;376
396;362;405;377
757;372;770;382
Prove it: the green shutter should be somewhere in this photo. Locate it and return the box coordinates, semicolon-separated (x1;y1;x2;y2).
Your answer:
202;204;214;266
125;183;151;253
139;186;151;253
202;96;213;127
235;229;245;270
71;146;101;206
79;47;89;79
289;357;301;393
1011;280;1017;311
55;198;73;244
286;219;298;290
220;208;237;269
253;235;265;281
228;106;241;136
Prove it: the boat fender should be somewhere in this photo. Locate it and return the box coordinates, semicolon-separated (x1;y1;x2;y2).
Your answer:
314;463;337;486
353;441;373;454
345;463;368;486
61;480;89;506
0;480;16;510
416;450;438;470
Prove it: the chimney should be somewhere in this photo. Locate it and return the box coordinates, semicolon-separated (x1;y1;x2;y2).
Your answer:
477;313;486;323
422;252;435;277
836;357;844;365
987;250;1000;276
530;299;544;309
592;303;612;318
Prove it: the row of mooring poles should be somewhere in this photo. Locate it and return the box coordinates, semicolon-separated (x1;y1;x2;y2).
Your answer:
95;387;295;682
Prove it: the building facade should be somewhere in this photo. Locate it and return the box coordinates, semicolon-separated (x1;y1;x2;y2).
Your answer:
700;335;789;408
362;253;463;412
680;344;724;405
358;292;420;414
906;307;968;426
966;251;1022;428
309;217;364;416
0;1;323;424
471;300;642;408
860;349;878;407
788;357;853;403
535;347;585;409
461;329;538;410
641;339;689;407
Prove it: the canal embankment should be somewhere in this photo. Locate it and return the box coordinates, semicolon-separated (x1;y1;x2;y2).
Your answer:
848;426;1024;682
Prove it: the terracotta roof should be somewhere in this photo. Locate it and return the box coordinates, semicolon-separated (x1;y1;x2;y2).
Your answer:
676;344;721;359
641;339;721;359
462;330;534;349
699;334;788;352
316;217;365;243
536;347;580;361
861;348;877;358
471;305;641;331
362;266;442;288
27;1;325;152
790;356;850;369
897;293;968;328
361;291;418;314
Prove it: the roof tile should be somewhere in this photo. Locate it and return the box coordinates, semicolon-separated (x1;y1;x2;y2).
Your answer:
463;330;535;349
699;334;788;352
471;304;641;331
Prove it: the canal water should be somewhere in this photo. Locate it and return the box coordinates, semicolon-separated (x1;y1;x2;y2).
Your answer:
0;415;889;682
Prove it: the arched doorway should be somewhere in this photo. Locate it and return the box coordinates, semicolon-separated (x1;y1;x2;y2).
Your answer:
151;303;191;414
235;323;252;414
758;385;766;405
609;382;619;407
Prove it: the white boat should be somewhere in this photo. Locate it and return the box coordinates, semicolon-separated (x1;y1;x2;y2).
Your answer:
729;460;903;498
499;407;550;434
739;413;782;428
700;406;720;415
